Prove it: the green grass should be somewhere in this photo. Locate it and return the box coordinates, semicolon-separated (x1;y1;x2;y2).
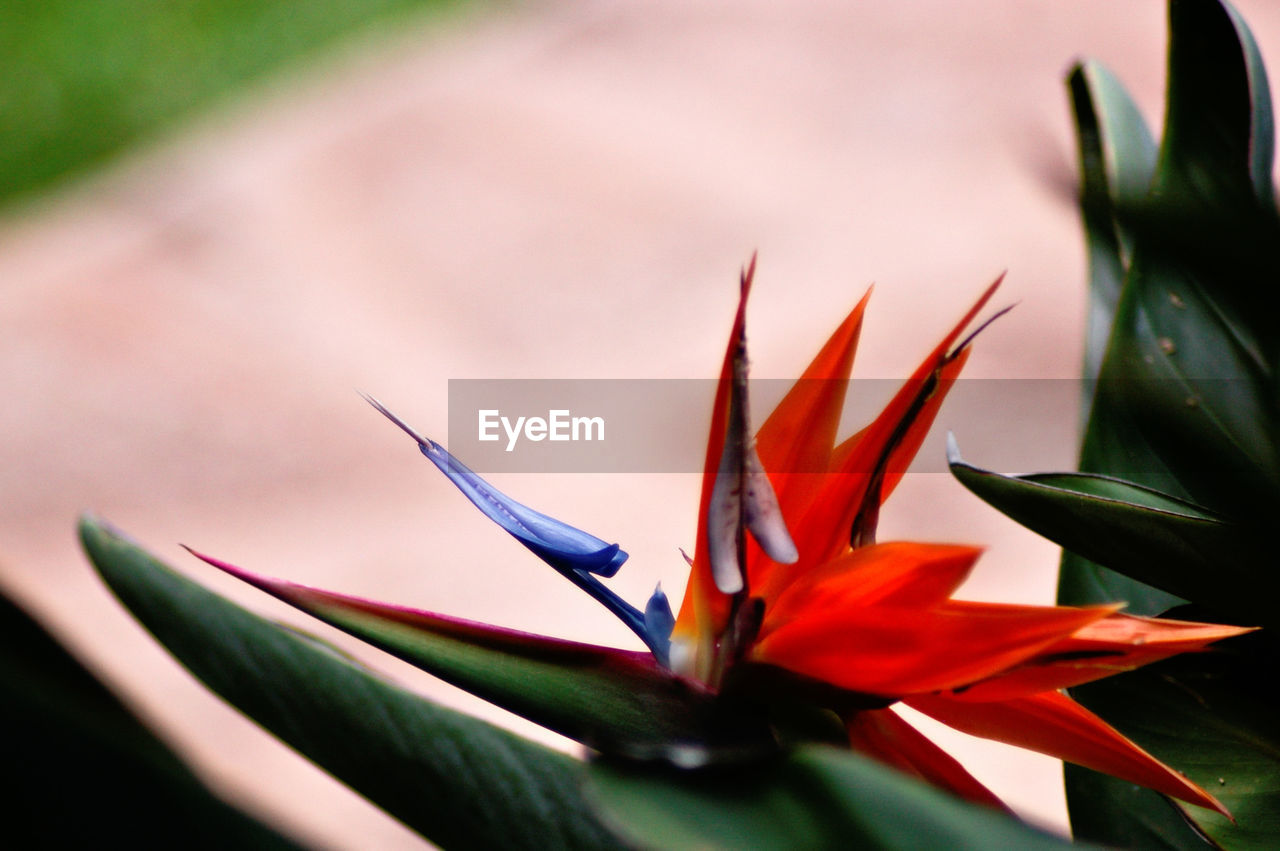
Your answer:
0;0;464;208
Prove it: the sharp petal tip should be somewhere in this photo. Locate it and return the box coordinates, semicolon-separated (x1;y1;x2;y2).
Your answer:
181;544;218;567
951;303;1017;358
362;394;436;449
741;252;758;295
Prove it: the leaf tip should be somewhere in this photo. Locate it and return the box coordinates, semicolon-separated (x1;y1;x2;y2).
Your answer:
77;512;138;551
945;431;963;466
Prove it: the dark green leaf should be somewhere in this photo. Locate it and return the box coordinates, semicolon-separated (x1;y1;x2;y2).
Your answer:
587;745;1086;851
948;439;1275;625
1062;0;1280;609
81;515;621;850
0;581;302;850
1078;0;1280;527
1058;1;1280;845
1158;0;1274;212
1064;769;1215;851
1068;630;1280;851
1057;548;1186;621
1068;59;1157;388
186;547;774;764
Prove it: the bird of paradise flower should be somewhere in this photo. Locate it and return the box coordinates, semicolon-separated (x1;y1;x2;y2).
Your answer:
189;259;1248;817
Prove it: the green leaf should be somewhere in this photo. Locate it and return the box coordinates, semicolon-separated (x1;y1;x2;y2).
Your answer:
1067;59;1157;387
80;515;621;850
1063;769;1215;851
1056;1;1280;846
185;547;774;764
1053;0;1280;622
0;582;302;849
948;438;1275;625
1067;630;1280;851
1062;0;1280;610
1079;0;1280;528
587;745;1086;851
1158;0;1274;212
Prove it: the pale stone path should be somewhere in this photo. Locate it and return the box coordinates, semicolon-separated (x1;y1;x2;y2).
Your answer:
4;2;1277;846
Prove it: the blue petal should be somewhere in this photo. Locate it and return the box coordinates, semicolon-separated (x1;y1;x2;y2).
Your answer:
643;584;675;667
366;396;673;665
419;442;628;577
364;395;627;577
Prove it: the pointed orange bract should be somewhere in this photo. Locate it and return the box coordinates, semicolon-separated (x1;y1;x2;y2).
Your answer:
791;279;999;569
846;707;1009;812
753;287;994;603
755;289;871;525
753;596;1120;696
941;613;1255;702
759;542;980;632
849;347;971;512
906;690;1230;817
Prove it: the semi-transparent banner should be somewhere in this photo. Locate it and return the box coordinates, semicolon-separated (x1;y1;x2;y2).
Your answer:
445;379;1109;473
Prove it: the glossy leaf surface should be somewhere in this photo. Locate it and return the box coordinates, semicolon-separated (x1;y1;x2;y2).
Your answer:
185;547;773;763
949;440;1274;625
81;516;621;850
1068;59;1157;389
588;745;1086;850
1053;1;1280;846
1063;0;1280;617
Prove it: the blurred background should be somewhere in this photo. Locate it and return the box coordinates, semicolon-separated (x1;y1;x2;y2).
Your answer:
5;1;1279;847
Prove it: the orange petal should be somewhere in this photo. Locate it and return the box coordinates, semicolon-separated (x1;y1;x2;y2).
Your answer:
864;346;971;508
847;708;1009;810
755;351;974;603
745;292;871;598
790;278;1001;566
759;542;981;636
1067;611;1255;650
754;289;871;525
906;691;1229;817
943;613;1255;702
752;598;1117;696
673;258;755;673
836;275;1001;490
